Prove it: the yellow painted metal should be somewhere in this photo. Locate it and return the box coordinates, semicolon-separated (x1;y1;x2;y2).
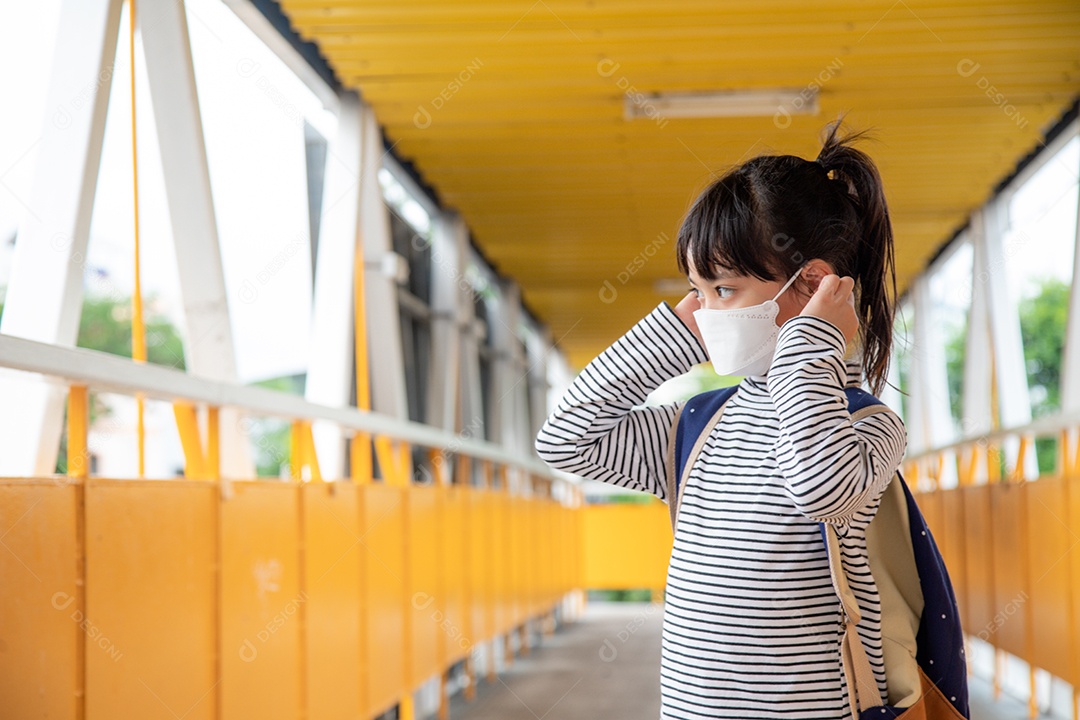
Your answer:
442;485;469;664
352;223;374;486
290;419;303;481
302;421;322;481
1025;477;1073;680
67;385;89;479
302;482;363;720
375;436;410;486
349;432;372;485
961;485;994;640
0;480;81;720
174;401;208;479
220;482;303;720
989;482;1027;659
207;406;219;480
360;483;407;717
277;0;1080;367
405;485;441;689
126;0;148;478
18;458;1080;716
84;479;217;720
580;503;672;590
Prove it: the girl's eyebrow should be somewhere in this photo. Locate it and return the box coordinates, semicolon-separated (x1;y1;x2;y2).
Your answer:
688;270;737;285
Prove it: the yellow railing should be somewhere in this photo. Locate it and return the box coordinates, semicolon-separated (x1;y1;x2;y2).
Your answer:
9;331;1080;719
0;335;587;720
903;429;1080;720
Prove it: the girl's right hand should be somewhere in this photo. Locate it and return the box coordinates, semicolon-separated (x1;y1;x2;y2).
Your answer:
673;291;705;348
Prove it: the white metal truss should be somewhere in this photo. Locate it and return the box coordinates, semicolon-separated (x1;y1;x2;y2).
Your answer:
910;275;959;486
979;195;1038;480
0;0;124;476
358;104;408;421
1060;131;1080;416
307;92;364;479
424;211;464;434
139;0;254;478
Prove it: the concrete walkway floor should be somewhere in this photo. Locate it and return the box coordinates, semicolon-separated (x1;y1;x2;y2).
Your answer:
448;600;1043;720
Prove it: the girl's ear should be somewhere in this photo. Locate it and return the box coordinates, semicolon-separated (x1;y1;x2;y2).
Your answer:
799;259;836;295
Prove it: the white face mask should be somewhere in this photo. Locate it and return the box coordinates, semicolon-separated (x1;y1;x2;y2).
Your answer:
692;265;806;377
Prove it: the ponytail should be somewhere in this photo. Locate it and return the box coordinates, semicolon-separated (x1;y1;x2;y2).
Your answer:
815;115;898;397
673;112;899;396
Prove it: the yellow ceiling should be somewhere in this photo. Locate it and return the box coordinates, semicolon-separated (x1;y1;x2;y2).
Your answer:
280;0;1080;368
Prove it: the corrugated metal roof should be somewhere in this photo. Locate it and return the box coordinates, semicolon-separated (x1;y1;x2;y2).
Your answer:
280;0;1080;366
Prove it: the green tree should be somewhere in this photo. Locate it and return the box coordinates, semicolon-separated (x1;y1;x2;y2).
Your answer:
1018;276;1068;475
52;294;187;473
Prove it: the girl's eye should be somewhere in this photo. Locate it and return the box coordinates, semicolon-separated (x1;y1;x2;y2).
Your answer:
716;286;735;299
689;286;703;299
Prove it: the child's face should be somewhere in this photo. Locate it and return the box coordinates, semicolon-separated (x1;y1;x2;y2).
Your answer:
686;256;828;328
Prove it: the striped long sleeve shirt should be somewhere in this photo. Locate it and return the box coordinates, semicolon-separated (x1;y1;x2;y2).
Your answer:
534;301;908;719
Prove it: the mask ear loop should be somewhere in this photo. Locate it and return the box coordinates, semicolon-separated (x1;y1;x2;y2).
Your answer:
772;262;809;303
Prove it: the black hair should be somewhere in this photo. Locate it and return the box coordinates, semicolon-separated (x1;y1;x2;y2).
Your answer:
675;113;898;396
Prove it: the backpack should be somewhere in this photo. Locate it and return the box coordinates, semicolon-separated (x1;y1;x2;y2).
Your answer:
663;384;970;720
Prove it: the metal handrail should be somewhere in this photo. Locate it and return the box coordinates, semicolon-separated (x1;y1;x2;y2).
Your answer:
0;333;565;481
901;408;1080;465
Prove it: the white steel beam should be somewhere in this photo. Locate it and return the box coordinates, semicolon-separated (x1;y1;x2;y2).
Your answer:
424;211;463;434
911;275;958;486
358;104;408;421
0;0;124;476
140;0;253;478
307;93;363;479
981;197;1038;480
963;226;995;482
1061;142;1080;416
457;224;486;446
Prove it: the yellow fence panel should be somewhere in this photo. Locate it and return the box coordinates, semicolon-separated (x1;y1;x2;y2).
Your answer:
0;480;81;720
221;482;303;720
508;495;523;629
85;480;216;720
405;485;441;689
580;503;672;590
1026;477;1073;679
302;482;363;720
360;483;406;717
493;493;510;635
989;483;1028;659
466;489;493;645
961;485;995;638
941;489;969;628
441;486;470;663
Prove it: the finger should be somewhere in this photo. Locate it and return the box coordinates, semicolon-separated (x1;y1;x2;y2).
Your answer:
836;276;854;300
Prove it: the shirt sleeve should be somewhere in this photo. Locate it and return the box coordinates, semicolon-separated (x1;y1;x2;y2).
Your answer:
766;314;908;525
534;301;710;502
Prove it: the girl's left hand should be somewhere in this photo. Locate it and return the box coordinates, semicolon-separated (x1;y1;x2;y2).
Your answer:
799;274;858;346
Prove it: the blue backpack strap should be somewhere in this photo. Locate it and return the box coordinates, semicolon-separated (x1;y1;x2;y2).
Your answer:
672;385;739;499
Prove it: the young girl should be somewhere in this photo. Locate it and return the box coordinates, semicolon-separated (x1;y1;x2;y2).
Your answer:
534;118;907;719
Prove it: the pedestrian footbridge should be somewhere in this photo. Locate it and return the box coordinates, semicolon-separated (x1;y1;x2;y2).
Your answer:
0;1;1079;718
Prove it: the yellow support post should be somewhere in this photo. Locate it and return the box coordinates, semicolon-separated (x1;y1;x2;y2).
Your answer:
290;419;303;481
173;401;207;479
352;220;374;489
1011;435;1029;483
350;432;372;485
483;460;497;685
300;420;322;482
454;453;477;702
67;384;89;479
206;406;219;480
